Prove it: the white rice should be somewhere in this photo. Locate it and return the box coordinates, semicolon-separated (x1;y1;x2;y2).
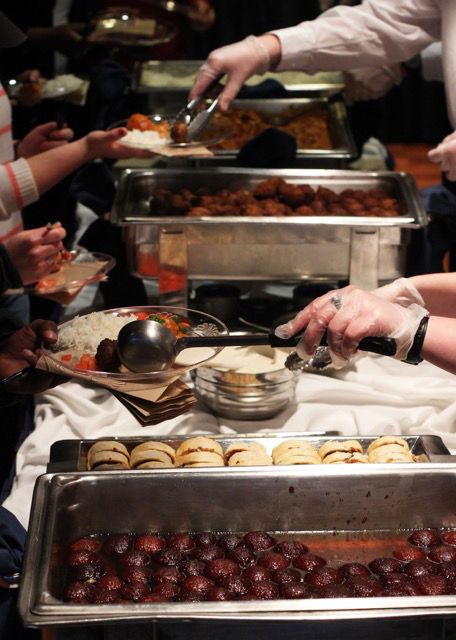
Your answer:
42;74;83;98
57;312;137;354
120;128;170;147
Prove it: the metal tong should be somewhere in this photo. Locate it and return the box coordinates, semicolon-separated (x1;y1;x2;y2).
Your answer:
173;74;223;141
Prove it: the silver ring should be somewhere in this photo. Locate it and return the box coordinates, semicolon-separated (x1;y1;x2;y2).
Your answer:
331;293;342;310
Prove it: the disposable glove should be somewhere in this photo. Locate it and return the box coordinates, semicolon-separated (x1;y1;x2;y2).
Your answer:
189;35;271;111
373;277;425;307
275;286;428;366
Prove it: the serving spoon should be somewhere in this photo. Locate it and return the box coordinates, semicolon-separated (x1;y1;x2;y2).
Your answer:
116;319;397;373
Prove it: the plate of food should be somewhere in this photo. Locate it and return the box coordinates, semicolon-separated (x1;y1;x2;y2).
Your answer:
88;9;177;47
112;112;230;151
46;306;228;381
6;74;85;105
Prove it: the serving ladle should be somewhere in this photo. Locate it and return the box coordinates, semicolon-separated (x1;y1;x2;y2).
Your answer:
116;319;397;373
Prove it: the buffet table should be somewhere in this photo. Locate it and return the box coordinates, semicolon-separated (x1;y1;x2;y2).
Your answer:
5;353;456;531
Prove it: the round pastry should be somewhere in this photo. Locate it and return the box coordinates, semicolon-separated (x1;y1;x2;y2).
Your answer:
318;440;363;461
136;461;174;469
275;452;321;465
368;444;414;463
130;441;176;468
224;442;272;466
175;437;223;459
87;441;130;470
272;440;319;465
322;451;368;464
175;450;225;468
130;449;175;469
366;436;409;457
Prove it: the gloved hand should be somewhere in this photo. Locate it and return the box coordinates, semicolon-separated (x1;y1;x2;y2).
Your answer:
343;64;404;105
189;35;274;111
373;277;424;307
428;131;456;181
275;285;428;366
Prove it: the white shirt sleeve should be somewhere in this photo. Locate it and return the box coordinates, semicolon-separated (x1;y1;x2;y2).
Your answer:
421;42;443;82
0;158;39;220
270;0;442;74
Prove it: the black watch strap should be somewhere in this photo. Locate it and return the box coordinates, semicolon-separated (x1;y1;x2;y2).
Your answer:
402;315;429;365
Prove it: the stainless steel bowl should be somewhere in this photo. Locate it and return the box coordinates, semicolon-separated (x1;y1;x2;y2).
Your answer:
192;362;297;420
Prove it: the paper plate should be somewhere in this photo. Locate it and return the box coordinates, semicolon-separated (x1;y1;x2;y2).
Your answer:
33;250;115;296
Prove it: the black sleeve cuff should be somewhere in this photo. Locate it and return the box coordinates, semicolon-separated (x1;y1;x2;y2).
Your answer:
402;315;429;365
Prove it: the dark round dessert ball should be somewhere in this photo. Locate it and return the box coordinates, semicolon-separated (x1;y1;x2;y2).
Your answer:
392;546;426;563
407;529;441;548
218;534;244;551
179;591;207;602
244;531;276;551
64;581;96;603
67;550;98;567
280;582;312;599
274;541;308;559
414;574;449;595
134;534;165;554
70;538;102;553
338;563;370;581
368;557;403;576
438;562;456;581
180;558;206;576
305;567;342;588
92;589;118;604
100;556;118;576
181;575;215;595
428;544;456;564
347;575;382;597
258;552;289;571
191;544;224;562
318;584;353;598
205;558;240;582
71;561;103;582
97;575;123;592
151;581;180;599
207;586;232;601
167;533;195;552
194;532;217;546
120;566;152;584
155;548;183;566
248;580;279;600
104;534;131;555
293;553;326;573
152;566;184;584
227;547;256;568
118;550;151;567
243;565;271;583
119;581;149;601
381;573;420;595
441;531;456;546
404;560;439;578
273;568;301;585
142;593;170;603
221;575;250;596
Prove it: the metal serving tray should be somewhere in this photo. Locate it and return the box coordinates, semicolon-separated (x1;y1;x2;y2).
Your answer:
204;98;357;168
133;60;345;97
110;167;428;289
19;463;456;626
46;433;451;473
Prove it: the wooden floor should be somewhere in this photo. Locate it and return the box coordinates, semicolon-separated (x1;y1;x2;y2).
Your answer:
387;143;442;190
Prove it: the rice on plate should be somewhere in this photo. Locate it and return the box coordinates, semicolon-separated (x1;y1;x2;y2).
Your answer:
56;312;136;354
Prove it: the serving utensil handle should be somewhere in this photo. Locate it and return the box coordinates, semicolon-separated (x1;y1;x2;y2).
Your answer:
270;333;397;356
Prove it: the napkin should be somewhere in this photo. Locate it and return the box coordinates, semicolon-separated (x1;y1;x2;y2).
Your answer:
36;354;196;426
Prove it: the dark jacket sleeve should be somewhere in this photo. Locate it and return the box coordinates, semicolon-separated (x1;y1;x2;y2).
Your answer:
0;245;22;295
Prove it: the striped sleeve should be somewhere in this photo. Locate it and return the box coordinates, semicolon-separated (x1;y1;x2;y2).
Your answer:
0;158;39;220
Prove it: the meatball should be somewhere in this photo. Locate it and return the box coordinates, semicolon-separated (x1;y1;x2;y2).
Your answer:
204;558;240;582
407;529;441;548
253;177;285;199
170;121;188;144
278;183;307;208
95;339;121;372
294;205;314;216
248;580;279;600
258;552;289;571
293;553;326;573
244;531;275;551
134;534;165;554
243;565;271;583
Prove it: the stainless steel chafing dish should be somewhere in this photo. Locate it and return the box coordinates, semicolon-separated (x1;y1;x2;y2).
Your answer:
201;97;357;169
110;168;428;290
19;462;456;626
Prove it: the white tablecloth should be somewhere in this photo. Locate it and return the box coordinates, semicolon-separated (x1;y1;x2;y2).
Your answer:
4;354;456;529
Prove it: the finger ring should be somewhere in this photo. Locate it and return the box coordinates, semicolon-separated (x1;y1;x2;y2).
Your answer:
331;293;342;310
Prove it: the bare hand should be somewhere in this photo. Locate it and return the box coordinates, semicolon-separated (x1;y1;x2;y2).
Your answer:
85;128;155;159
429;131;456;181
0;320;65;394
3;224;66;286
17;122;74;158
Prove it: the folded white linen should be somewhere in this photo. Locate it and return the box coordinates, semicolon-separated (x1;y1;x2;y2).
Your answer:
4;354;456;529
